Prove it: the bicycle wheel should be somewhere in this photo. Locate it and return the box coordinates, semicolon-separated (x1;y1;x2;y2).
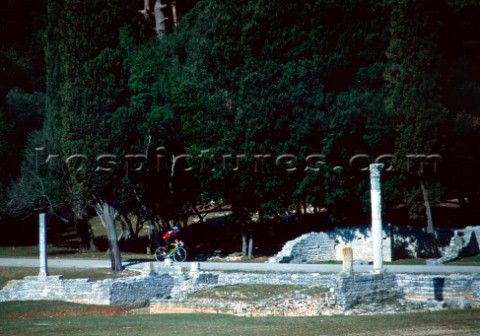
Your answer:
173;246;187;262
154;246;167;262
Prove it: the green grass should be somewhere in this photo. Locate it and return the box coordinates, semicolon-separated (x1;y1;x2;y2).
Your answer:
314;260;342;264
447;255;480;265
385;258;426;265
188;284;329;301
0;246;49;258
0;245;154;262
0;267;139;288
0;301;479;336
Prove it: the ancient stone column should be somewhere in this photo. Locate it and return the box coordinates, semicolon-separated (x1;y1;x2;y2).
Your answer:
369;163;384;273
342;247;353;273
39;213;48;276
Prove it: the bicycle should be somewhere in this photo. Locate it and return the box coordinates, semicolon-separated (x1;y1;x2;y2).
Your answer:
155;241;187;262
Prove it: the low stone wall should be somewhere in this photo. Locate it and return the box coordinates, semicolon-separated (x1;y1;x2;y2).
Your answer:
1;264;479;316
213;271;402;309
150;293;331;317
0;275;111;305
151;270;480;316
330;272;401;308
0;266;183;308
213;271;401;310
396;273;480;302
217;272;334;288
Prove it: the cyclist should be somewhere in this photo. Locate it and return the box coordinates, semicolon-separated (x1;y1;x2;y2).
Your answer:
162;226;181;254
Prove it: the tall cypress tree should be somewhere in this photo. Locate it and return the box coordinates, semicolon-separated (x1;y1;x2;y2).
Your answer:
385;0;449;256
46;0;136;272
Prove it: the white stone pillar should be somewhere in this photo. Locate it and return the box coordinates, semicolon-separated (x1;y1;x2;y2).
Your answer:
369;163;384;273
39;213;48;276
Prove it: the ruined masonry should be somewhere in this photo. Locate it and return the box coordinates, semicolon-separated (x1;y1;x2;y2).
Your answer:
1;264;479;316
0;267;180;308
269;227;393;264
269;225;480;265
427;226;480;265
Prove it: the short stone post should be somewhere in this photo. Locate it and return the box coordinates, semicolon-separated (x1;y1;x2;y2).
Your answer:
164;256;172;266
190;262;200;272
39;213;48;276
142;262;156;275
342;247;353;273
369;163;384;273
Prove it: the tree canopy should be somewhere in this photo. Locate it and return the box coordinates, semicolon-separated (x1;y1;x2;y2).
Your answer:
2;0;480;264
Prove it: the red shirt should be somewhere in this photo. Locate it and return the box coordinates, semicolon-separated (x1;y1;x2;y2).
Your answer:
163;230;177;240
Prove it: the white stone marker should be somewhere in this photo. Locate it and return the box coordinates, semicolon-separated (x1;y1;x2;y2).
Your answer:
369;163;384;273
143;262;156;275
342;247;353;273
39;213;48;276
190;262;200;272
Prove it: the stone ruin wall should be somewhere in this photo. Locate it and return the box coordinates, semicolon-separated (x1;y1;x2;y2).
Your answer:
2;264;479;316
0;267;181;308
270;225;480;264
1;226;479;315
269;227;393;264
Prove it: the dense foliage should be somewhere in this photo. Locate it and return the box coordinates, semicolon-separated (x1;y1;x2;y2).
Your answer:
2;0;480;262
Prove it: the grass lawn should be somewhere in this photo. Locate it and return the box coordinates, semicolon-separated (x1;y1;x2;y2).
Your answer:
0;267;139;288
0;245;153;263
446;255;480;266
0;301;480;336
187;284;330;301
385;258;426;265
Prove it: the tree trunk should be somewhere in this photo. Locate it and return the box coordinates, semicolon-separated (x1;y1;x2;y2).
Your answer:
420;178;440;258
87;222;97;252
191;204;206;225
147;217;160;254
296;204;302;216
247;230;254;259
75;217;97;252
119;214;135;241
420;178;434;235
134;216;145;238
153;0;168;37
241;231;247;258
72;197;96;252
96;201;122;273
74;217;90;252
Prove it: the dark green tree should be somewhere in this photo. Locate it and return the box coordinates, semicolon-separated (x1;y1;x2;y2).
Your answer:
120;30;201;252
171;0;392;256
46;0;137;272
441;1;480;213
0;0;47;214
385;0;449;256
